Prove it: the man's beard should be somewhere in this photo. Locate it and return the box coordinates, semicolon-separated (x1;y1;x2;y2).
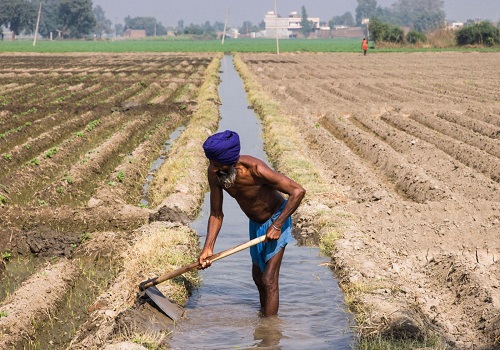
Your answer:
216;166;237;189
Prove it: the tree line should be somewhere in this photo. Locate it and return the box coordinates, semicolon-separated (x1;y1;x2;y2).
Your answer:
0;0;244;39
347;0;499;46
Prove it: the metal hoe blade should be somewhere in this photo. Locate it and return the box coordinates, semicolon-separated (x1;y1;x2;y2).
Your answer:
145;285;184;322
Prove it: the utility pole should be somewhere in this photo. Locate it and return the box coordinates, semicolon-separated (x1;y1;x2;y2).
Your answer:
274;0;279;55
33;2;42;46
222;8;229;44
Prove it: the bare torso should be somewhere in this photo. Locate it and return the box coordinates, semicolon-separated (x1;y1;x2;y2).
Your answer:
213;155;284;223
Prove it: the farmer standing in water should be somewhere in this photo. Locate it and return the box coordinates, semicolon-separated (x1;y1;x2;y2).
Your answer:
198;130;306;317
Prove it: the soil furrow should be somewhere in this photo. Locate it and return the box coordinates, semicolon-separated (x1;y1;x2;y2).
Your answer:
1;112;130;204
33;114;155;206
0;260;80;349
0;111;98;180
320;114;450;203
382;113;500;183
437;111;500;139
352;114;499;200
410;112;500;158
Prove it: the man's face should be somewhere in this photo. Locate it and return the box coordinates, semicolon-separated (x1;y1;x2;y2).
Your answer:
211;160;237;188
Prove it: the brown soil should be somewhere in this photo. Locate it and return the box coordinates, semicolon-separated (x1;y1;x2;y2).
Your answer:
240;52;499;349
1;51;498;349
0;52;216;349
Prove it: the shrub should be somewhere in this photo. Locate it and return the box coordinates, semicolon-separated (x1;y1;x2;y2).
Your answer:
407;30;427;44
369;17;404;43
456;21;500;46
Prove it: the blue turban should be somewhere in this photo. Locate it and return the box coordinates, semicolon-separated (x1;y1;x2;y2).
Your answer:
203;130;240;165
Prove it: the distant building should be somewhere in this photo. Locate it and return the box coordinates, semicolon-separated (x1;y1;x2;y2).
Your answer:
124;29;146;38
264;11;320;38
448;22;464;30
318;26;365;39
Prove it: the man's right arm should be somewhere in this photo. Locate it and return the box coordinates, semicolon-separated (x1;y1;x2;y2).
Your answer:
199;170;224;269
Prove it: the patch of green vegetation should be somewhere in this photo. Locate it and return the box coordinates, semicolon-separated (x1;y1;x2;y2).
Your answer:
44;147;59;158
79;232;90;243
2;37;496;53
0;310;8;318
63;174;74;184
75;131;85;137
28;157;41;166
2;251;12;261
0;194;7;204
116;171;125;182
20;107;37;116
85;119;101;131
2;153;12;160
358;334;446;350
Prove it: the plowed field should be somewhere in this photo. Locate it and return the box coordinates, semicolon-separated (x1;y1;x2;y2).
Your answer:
0;52;218;349
240;52;499;349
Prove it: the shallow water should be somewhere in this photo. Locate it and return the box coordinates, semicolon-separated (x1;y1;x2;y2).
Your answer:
168;55;355;350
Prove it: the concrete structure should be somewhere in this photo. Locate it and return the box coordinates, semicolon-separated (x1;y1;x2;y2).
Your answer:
124;29;146;38
264;11;320;38
448;22;464;30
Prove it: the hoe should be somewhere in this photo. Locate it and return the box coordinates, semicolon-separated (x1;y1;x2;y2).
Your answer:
139;235;266;321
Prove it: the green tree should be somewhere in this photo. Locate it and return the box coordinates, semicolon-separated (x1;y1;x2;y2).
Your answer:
413;11;444;32
0;0;37;37
368;17;389;42
456;20;500;46
124;16;166;36
115;23;123;36
356;0;378;25
406;30;427;43
93;5;112;38
390;0;444;30
38;0;61;38
369;17;404;43
59;0;96;38
329;12;355;28
300;5;312;38
239;21;260;35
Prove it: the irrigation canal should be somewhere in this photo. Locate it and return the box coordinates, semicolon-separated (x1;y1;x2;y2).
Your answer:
167;55;355;349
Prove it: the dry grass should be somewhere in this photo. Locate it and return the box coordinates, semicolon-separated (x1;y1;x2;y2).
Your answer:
123;222;201;305
426;29;457;48
148;54;222;213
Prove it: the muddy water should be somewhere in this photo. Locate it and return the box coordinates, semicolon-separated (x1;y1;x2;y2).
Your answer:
168;56;355;349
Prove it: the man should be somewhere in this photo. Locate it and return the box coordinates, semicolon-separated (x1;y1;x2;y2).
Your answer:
362;38;368;56
199;130;306;317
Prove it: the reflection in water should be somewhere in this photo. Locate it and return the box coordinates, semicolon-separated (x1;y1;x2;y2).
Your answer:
254;316;283;348
168;55;355;350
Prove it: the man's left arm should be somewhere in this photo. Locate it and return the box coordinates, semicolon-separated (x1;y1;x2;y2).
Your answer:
255;162;306;239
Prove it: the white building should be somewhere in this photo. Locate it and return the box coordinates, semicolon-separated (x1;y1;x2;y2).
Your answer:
264;11;320;38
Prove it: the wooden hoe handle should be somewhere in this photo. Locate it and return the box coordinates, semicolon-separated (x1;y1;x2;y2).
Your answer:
140;235;266;290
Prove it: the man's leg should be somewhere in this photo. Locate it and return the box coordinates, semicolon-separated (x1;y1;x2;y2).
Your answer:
252;247;286;317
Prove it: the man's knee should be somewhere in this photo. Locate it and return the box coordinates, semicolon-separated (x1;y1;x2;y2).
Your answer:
261;273;279;291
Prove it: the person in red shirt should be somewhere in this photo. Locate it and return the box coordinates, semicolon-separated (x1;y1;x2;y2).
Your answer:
362;38;368;56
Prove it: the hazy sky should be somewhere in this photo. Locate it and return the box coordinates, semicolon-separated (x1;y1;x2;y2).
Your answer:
93;0;500;27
